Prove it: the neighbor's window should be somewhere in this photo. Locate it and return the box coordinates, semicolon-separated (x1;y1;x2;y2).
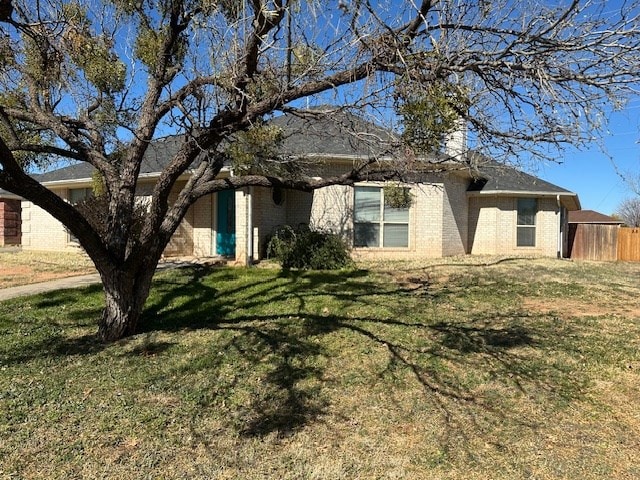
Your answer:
354;186;409;248
517;198;537;247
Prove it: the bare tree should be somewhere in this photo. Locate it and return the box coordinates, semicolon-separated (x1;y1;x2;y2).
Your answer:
2;0;640;341
623;172;640;197
617;197;640;227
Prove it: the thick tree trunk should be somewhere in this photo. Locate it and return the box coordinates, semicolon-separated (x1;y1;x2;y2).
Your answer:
97;267;156;342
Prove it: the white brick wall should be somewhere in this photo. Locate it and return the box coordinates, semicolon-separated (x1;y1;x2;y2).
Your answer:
21;167;564;262
23;181;203;257
248;186;287;258
442;175;469;256
286;189;314;227
410;182;445;257
468;195;496;254
235;188;249;263
21;188;81;252
468;194;560;256
303;177;473;261
309;185;352;240
163;181;194;256
536;197;561;256
345;180;449;261
192;195;213;256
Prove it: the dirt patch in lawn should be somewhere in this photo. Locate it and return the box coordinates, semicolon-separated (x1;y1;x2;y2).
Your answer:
0;250;95;289
378;256;640;321
523;298;630;318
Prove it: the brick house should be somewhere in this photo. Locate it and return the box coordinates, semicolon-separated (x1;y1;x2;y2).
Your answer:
0;190;21;246
18;113;580;261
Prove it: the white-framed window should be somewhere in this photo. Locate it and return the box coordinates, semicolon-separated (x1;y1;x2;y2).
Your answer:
67;187;93;243
353;186;410;248
69;187;92;205
516;198;537;247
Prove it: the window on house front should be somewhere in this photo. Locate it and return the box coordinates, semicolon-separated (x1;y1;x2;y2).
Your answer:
354;186;410;248
517;198;537;247
68;188;93;243
69;188;93;205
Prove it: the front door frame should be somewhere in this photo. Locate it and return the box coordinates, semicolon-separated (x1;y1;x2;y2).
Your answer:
215;190;236;257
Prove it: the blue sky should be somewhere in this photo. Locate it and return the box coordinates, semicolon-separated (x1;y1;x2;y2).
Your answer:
21;0;639;217
532;98;640;215
514;0;640;216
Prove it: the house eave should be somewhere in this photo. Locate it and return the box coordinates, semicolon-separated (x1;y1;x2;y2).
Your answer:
294;152;460;163
467;190;581;210
39;167;232;189
296;153;383;161
40;172;164;189
0;191;22;200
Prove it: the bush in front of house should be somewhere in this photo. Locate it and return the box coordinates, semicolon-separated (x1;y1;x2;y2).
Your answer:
266;225;352;270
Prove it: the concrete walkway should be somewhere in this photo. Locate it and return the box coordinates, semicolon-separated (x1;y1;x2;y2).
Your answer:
0;258;226;302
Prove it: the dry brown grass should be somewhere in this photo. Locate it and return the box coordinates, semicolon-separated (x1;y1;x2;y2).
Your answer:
0;249;95;288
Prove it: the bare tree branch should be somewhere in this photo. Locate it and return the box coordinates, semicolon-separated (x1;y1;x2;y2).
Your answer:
2;0;640;340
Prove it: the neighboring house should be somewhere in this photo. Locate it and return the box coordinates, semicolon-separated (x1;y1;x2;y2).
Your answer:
0;189;21;246
18;113;580;262
567;209;623;225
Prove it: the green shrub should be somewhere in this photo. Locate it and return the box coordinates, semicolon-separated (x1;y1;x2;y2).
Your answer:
266;225;352;270
265;225;297;260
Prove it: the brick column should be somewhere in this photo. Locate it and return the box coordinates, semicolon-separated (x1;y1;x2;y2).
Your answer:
0;199;21;246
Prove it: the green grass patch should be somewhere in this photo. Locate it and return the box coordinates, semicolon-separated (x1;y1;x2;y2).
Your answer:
1;258;640;479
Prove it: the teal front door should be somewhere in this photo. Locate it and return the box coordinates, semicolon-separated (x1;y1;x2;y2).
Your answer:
216;190;236;256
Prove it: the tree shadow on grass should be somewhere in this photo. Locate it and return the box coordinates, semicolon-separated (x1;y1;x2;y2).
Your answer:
1;264;593;447
146;271;584;442
32;284;104;313
434;322;535;353
223;324;328;438
134;267;387;438
134;266;590;445
0;284;107;364
1;331;106;365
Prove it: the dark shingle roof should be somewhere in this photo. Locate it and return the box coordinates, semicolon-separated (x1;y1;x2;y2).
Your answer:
32;112;399;184
568;210;622;224
34;136;186;183
469;160;573;195
33;162;95;183
269;109;399;158
28;112;577;206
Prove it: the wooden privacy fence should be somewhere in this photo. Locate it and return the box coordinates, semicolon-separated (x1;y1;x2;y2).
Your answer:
568;224;618;261
618;227;640;262
568;225;640;262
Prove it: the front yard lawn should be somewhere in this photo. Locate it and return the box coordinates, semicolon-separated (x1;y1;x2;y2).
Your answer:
0;250;94;288
1;257;639;479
